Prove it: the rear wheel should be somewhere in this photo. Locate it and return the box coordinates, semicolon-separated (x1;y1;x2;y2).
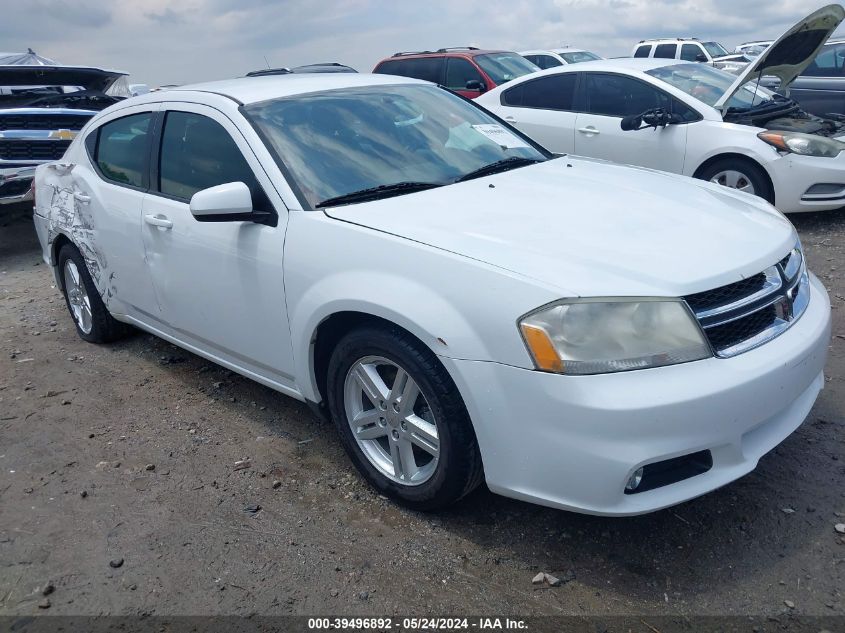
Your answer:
58;244;127;343
697;158;774;204
326;325;483;510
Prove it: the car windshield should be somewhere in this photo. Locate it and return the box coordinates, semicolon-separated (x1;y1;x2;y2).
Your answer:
474;53;539;84
646;63;772;110
701;41;729;58
244;84;548;208
560;51;600;64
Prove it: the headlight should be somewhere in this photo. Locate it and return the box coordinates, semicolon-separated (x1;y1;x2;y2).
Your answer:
519;299;711;375
758;131;845;158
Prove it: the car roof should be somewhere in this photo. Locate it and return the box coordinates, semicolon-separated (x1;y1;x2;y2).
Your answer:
520;48;590;55
527;57;686;74
131;72;427;106
637;38;712;44
380;48;509;61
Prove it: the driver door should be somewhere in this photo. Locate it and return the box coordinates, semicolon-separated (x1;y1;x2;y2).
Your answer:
573;72;689;173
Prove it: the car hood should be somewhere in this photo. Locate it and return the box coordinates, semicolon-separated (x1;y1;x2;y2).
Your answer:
323;158;796;298
714;4;845;110
0;65;127;92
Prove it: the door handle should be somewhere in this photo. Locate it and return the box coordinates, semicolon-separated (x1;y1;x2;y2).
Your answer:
504;116;517;122
73;191;90;204
144;214;173;229
578;126;600;135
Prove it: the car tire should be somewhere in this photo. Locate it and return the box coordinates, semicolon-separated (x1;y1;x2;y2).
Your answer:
58;244;127;344
696;158;774;204
326;325;484;511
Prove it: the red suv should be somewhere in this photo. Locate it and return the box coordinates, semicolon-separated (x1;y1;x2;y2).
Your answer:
373;47;539;99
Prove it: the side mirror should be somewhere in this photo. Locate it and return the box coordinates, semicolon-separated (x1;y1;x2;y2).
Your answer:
465;79;486;92
695;53;708;63
620;114;643;131
190;181;273;225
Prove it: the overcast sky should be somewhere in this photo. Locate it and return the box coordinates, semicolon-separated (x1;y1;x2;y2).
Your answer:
3;0;840;86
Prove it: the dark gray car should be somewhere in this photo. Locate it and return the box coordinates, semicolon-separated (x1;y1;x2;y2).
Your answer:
782;38;845;116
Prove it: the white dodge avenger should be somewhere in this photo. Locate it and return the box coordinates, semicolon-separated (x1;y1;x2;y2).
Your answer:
33;70;830;515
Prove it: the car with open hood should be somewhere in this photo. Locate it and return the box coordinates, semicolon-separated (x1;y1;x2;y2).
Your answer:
478;4;845;213
0;64;126;205
32;70;830;515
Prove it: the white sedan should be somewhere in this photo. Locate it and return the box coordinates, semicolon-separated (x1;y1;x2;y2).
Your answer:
34;71;829;515
478;5;845;213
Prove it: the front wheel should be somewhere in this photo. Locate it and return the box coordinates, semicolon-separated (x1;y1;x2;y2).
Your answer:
696;158;774;204
326;326;483;510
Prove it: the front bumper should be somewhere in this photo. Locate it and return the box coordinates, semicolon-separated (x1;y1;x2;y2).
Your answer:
444;273;831;515
769;152;845;213
0;164;35;205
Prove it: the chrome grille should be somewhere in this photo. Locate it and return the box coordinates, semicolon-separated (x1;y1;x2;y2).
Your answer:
0;139;70;160
685;248;809;358
0;113;88;131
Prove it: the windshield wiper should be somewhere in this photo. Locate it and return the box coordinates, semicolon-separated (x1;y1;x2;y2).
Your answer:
316;181;444;208
455;156;544;183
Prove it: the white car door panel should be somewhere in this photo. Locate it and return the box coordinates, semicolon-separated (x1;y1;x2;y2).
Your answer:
574;72;690;173
497;73;579;154
140;103;294;384
573;112;688;173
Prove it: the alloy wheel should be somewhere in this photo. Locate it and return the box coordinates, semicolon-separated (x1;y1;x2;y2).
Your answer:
63;260;93;334
343;355;440;486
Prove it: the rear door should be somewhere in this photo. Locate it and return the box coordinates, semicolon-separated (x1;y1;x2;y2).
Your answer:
495;73;579;153
790;41;845;116
59;104;161;318
573;72;691;173
139;103;295;385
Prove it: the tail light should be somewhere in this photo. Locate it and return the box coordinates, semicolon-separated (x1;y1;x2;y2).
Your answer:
30;180;35;207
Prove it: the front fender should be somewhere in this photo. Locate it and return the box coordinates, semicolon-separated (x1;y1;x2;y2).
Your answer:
284;212;558;402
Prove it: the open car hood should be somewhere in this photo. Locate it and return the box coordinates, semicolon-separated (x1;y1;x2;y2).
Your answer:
0;65;127;92
714;4;845;110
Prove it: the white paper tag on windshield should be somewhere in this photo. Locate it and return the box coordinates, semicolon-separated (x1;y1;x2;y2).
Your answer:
471;124;530;149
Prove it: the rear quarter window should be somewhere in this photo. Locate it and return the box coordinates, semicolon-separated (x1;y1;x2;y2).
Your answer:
93;112;152;188
373;57;444;83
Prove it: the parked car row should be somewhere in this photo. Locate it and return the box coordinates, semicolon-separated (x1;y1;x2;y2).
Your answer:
477;4;845;214
9;7;844;210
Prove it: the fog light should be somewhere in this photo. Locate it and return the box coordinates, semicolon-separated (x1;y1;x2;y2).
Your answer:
625;467;644;492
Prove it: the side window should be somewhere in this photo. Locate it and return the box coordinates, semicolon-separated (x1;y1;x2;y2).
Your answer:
633;45;652;58
383;57;444;83
680;44;702;62
654;44;678;59
444;58;483;90
530;55;563;70
802;43;845;77
157;111;271;212
585;73;666;117
94;112;152;188
501;74;577;111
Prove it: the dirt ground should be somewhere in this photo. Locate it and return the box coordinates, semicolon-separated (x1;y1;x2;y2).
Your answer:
1;204;843;619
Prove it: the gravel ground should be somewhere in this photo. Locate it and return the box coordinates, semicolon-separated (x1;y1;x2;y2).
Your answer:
0;206;843;618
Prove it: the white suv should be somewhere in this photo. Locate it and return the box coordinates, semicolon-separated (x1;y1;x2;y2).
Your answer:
33;72;830;515
632;38;750;73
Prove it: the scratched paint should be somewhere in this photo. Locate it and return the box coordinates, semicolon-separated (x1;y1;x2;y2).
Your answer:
42;168;114;306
